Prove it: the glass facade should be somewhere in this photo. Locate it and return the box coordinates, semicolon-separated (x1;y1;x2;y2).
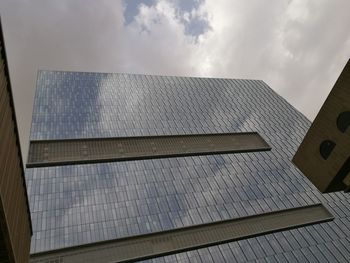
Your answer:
26;71;350;261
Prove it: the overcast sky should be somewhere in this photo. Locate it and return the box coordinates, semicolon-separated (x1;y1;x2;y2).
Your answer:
1;0;350;160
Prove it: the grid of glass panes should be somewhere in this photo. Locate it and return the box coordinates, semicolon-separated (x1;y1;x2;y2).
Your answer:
26;71;350;261
144;192;350;263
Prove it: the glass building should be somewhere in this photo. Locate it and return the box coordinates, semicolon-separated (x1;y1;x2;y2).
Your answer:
26;71;350;262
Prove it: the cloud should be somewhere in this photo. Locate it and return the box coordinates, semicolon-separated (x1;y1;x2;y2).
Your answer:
1;0;350;160
121;0;350;119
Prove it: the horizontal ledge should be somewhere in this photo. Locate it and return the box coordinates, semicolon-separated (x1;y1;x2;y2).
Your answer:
27;132;271;168
30;204;333;263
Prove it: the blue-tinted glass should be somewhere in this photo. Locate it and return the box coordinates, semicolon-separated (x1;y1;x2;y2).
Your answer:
26;71;350;262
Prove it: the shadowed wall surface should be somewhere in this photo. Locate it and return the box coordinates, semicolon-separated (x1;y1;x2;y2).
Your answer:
0;20;32;263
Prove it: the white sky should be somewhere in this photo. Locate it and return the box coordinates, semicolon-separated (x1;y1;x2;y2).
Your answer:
1;0;350;159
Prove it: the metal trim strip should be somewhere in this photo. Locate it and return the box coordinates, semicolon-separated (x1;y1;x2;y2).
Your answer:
27;132;271;168
30;204;333;263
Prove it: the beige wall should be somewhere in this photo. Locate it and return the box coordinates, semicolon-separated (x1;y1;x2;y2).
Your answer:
293;59;350;192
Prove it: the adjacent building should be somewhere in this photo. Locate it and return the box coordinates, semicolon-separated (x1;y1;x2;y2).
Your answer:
26;70;350;262
0;19;32;263
293;59;350;193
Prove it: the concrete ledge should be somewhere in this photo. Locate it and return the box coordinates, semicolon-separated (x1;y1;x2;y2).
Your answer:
30;204;333;263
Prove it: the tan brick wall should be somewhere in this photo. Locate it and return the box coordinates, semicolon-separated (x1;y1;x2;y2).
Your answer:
293;59;350;192
0;28;31;263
